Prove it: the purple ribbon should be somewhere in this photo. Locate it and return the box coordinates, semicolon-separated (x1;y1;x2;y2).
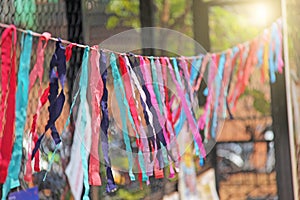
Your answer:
100;51;117;193
32;40;66;159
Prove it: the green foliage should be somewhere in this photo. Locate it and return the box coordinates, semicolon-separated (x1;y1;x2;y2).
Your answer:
115;186;150;200
242;88;271;115
106;0;140;29
105;0;192;35
209;6;261;52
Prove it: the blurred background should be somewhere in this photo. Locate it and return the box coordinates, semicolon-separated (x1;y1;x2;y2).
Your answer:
1;0;300;199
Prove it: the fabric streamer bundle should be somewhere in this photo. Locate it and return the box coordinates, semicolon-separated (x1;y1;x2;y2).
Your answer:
0;19;283;199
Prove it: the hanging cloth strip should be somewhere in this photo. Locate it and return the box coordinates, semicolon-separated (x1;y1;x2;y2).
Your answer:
173;59;186;136
269;25;276;83
117;55;146;182
78;47;91;199
26;32;51;173
131;55;165;178
225;47;240;119
262;34;270;83
150;57;164;114
2;31;33;199
210;53;226;138
194;54;210;92
146;57;168;168
256;38;266;83
140;56;167;170
149;57;168;170
101;52;117;193
28;32;51;90
218;50;233;119
155;59;166;114
228;41;258;112
135;56;157;176
124;56;150;179
227;45;244;112
189;57;203;88
179;58;194;104
202;55;218;140
173;58;200;155
0;25;17;184
173;58;196;137
88;46;103;186
274;21;284;73
160;57;178;177
165;57;206;159
31;40;67;162
125;55;155;181
110;54;136;181
65;43;76;62
189;56;207;156
154;59;171;163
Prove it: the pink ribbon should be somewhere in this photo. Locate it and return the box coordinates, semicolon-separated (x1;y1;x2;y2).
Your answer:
29;32;51;91
165;57;206;158
194;54;210;91
198;54;217;139
25;32;51;177
88;46;103;186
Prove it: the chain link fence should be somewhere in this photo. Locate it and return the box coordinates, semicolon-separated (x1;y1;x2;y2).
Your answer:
0;0;83;198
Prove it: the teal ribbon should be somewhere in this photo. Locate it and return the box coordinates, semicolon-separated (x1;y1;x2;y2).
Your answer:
79;47;90;200
110;54;135;181
110;54;147;180
150;57;164;114
211;53;226;138
269;27;276;83
189;57;203;85
173;59;185;135
2;31;33;200
172;58;200;157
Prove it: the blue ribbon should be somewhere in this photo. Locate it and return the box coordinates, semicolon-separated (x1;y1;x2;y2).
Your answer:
189;57;203;86
211;54;226;138
269;24;276;83
2;31;33;200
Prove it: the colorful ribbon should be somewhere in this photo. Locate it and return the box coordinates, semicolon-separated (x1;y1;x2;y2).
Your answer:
27;32;51;173
101;52;117;193
79;47;91;199
0;25;17;184
31;40;67;161
210;53;226;138
140;57;168;170
166;57;206;158
111;54;135;181
2;31;33;199
117;55;146;182
88;46;103;186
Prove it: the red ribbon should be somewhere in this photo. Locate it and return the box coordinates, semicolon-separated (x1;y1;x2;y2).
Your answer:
65;43;76;61
0;25;17;183
88;47;103;186
118;55;143;149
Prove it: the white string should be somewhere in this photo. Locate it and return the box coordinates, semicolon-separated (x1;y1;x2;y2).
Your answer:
0;20;280;60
